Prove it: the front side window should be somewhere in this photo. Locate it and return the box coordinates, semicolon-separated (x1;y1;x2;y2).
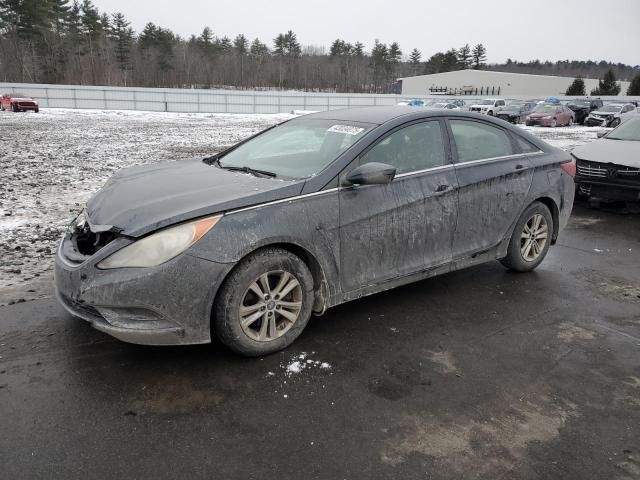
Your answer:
450;120;514;162
361;121;446;175
218;119;372;179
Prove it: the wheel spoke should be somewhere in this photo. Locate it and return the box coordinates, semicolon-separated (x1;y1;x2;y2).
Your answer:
258;312;269;340
258;274;271;296
524;240;534;260
240;303;263;317
268;316;277;339
278;301;302;310
248;282;264;298
279;278;300;298
271;272;291;296
241;309;264;329
278;308;298;323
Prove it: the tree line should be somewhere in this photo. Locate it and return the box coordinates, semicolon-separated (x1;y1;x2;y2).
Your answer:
1;0;639;94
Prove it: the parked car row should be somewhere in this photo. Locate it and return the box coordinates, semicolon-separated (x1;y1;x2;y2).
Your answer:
1;92;39;112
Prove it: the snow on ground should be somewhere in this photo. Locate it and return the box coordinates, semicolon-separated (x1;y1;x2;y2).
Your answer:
0;109;602;304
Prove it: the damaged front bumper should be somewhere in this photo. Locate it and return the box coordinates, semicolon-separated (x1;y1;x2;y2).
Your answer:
54;232;234;345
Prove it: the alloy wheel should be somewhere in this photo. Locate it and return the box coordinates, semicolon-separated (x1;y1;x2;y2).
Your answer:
239;270;303;342
520;214;548;262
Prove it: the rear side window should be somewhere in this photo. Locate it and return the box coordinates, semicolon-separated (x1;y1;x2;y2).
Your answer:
450;120;514;162
513;135;540;153
361;121;446;174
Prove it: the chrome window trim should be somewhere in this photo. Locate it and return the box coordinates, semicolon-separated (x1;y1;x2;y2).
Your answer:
453;150;544;168
394;164;454;178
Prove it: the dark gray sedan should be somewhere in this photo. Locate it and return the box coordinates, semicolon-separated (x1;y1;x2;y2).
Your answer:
55;107;575;356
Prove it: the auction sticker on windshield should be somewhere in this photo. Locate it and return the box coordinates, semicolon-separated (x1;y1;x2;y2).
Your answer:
328;125;365;135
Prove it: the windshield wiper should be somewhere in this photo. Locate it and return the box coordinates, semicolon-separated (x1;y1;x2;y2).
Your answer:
219;165;277;178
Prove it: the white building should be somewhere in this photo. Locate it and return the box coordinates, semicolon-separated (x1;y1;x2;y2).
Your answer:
398;70;631;97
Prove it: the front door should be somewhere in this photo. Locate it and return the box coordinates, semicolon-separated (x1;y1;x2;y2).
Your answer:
448;118;534;259
338;120;458;293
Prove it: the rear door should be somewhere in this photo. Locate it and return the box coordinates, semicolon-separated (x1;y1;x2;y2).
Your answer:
338;119;458;292
447;118;534;259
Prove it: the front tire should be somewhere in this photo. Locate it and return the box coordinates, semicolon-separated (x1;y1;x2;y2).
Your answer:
214;248;314;356
500;202;554;272
610;118;621;128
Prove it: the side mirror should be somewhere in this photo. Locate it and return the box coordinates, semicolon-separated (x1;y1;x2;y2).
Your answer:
596;130;607;138
343;162;396;186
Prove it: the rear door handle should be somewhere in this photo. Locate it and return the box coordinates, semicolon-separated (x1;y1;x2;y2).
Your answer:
435;184;450;193
515;164;526;170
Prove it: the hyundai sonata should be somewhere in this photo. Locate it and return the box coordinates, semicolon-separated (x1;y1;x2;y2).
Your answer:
55;107;575;356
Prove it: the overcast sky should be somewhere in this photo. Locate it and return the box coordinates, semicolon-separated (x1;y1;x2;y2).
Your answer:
91;0;640;65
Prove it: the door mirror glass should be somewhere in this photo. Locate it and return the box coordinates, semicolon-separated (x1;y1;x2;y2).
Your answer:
344;162;396;186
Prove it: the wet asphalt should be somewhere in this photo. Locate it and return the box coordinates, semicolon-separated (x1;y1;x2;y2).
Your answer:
0;203;639;480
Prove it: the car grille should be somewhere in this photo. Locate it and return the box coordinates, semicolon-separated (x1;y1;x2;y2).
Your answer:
471;107;482;112
577;160;640;181
18;102;36;107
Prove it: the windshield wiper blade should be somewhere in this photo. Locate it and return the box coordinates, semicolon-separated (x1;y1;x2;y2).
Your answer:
221;165;277;178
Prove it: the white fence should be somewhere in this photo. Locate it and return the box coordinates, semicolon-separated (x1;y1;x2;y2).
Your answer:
0;82;430;114
1;82;637;114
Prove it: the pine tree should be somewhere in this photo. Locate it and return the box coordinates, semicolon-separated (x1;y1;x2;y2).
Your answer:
352;42;364;57
408;48;421;64
627;74;640;95
471;43;487;69
590;69;621;95
458;44;471;69
388;42;402;64
565;77;586;96
110;12;133;85
249;37;269;57
233;34;248;56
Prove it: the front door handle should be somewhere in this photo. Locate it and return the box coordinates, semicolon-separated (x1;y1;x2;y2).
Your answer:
435;184;450;193
515;164;526;170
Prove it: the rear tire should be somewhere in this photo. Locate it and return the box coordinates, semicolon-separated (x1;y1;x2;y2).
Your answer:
214;248;314;356
500;202;554;272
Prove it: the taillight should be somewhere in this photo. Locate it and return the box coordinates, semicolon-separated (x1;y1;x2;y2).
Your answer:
561;159;576;177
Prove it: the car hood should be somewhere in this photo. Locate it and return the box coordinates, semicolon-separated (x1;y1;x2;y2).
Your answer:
590;110;615;116
528;112;554;119
86;158;304;237
498;109;520;114
573;139;640;168
471;104;490;108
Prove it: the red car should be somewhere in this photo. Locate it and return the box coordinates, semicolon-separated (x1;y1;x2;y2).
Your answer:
525;103;574;127
1;92;39;112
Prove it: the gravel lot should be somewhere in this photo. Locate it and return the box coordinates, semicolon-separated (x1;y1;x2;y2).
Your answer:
0;109;601;304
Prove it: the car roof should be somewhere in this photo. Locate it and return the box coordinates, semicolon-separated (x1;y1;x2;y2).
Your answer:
301;106;430;125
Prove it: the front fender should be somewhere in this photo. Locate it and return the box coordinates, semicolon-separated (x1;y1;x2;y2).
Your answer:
188;190;342;299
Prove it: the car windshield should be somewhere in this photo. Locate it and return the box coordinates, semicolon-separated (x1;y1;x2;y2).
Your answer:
217;119;372;179
568;100;590;107
532;105;557;113
606;117;640;141
599;104;623;112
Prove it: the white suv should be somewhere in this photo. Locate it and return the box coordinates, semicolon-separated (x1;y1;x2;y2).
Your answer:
469;98;506;116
